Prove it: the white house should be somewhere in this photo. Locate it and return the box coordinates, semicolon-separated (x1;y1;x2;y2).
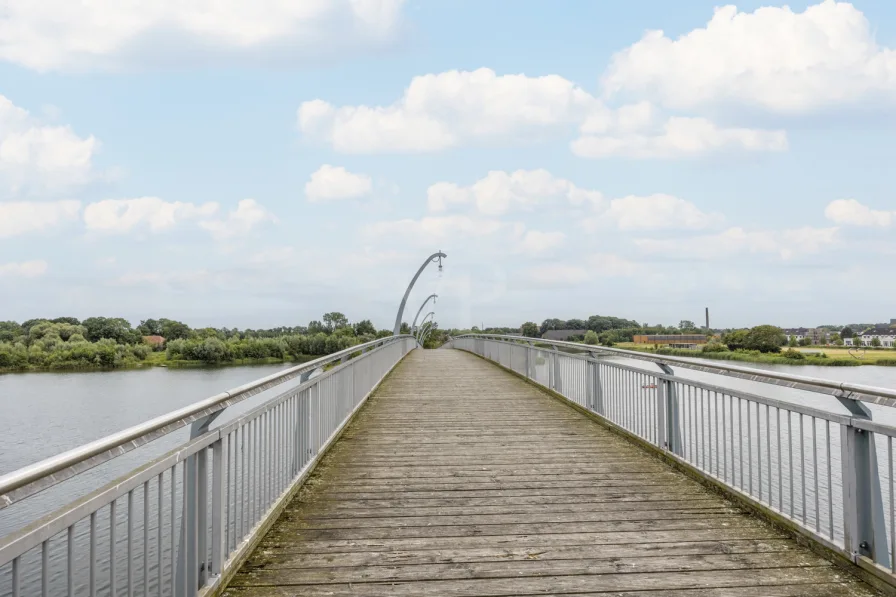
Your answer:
849;326;896;348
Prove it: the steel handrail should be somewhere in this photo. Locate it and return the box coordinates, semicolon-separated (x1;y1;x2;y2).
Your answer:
0;335;412;501
455;333;896;406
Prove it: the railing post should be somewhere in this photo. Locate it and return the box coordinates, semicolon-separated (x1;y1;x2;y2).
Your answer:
552;348;562;393
587;354;604;415
176;413;222;597
656;364;680;454
525;343;531;379
655;377;667;450
839;396;887;565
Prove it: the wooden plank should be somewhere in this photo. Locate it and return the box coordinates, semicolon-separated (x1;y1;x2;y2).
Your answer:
243;538;800;569
223;567;865;596
223;349;879;597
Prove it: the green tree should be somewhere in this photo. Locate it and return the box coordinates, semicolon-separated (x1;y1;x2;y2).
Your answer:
307;320;326;334
82;317;138;344
788;336;798;347
584;330;599;345
323;312;348;333
798;337;812;347
159;318;191;340
841;326;854;339
872;337;883;348
400;322;411;334
722;329;750;350
679;320;697;331
520;322;539;337
137;319;163;336
353;319;376;336
745;325;787;353
51;317;81;326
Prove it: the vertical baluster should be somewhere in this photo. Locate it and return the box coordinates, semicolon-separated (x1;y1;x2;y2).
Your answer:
11;557;19;597
775;406;784;512
788;413;794;518
800;413;806;524
747;401;753;496
41;539;48;597
110;499;117;596
813;417;820;532
827;420;834;540
757;404;763;501
890;436;895;572
170;466;176;597
700;388;705;471
128;489;134;597
737;398;744;490
143;481;149;597
157;474;162;597
89;512;96;597
765;404;771;505
67;524;74;597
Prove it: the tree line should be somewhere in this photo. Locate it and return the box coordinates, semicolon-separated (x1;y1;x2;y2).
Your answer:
0;313;406;371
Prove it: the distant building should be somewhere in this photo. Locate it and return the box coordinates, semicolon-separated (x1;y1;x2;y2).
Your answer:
542;329;588;341
849;326;896;348
633;334;707;349
142;335;166;348
782;328;828;344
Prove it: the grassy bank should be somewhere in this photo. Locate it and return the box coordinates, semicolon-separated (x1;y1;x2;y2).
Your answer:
613;343;896;367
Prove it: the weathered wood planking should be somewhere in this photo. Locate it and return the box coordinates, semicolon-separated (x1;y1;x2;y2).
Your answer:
224;349;878;596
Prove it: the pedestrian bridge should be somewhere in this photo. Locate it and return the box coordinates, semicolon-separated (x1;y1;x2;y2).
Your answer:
2;334;896;596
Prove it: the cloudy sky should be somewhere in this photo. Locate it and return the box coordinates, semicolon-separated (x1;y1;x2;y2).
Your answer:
1;0;895;330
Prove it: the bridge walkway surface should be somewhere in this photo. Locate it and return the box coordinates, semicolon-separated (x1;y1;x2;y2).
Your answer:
222;349;878;596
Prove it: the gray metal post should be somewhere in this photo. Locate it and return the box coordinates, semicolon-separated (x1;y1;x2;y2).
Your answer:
175;412;222;597
588;355;604;415
393;252;446;336
657;363;680;454
839;396;887;564
210;435;226;578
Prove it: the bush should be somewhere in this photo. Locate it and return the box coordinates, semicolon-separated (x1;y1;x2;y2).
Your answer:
584;330;599;345
702;341;729;353
782;348;805;360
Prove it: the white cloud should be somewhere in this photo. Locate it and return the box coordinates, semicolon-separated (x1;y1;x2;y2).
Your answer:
519;230;566;256
586;253;644;277
0;260;48;278
0;0;407;71
825;199;894;227
305;164;372;202
521;264;590;288
573;114;787;159
83;197;219;233
365;214;509;244
602;1;896;112
198;199;275;240
635;226;840;260
0;200;81;237
601;194;724;230
427;169;602;216
298;68;598;153
0;95;98;192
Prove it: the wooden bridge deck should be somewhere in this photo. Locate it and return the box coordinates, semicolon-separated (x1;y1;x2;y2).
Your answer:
224;349;878;596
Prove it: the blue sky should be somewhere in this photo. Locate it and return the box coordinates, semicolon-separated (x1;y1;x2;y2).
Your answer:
1;0;895;330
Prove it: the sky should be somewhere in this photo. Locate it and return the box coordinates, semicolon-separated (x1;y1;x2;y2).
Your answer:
1;0;895;331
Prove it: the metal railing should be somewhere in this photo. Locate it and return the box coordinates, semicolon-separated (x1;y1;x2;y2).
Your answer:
0;335;416;597
451;333;896;589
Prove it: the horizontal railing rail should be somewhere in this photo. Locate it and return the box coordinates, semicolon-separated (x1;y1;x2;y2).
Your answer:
0;335;416;597
451;333;896;591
